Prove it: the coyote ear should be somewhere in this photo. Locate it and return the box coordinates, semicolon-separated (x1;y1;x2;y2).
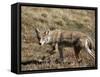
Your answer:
35;28;41;40
44;30;49;35
47;31;49;34
36;28;40;33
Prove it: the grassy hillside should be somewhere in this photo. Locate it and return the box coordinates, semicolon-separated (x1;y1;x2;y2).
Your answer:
21;6;95;71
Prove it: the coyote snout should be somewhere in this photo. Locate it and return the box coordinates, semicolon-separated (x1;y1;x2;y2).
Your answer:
35;28;95;62
39;38;48;45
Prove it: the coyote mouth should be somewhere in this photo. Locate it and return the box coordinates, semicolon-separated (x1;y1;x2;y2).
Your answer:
40;41;45;46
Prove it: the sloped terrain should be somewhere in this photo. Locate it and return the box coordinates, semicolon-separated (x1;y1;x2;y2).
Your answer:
21;6;95;71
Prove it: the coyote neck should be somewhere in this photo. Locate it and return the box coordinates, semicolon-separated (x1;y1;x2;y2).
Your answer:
49;30;62;43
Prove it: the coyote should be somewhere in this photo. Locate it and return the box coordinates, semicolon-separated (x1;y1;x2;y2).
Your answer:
35;28;95;62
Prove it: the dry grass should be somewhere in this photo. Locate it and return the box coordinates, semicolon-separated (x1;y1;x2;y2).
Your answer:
21;6;95;71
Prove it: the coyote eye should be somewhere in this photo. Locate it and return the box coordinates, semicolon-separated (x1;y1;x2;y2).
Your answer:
43;37;45;40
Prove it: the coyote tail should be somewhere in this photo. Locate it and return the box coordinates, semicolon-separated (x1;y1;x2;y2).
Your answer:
87;36;95;51
85;37;95;59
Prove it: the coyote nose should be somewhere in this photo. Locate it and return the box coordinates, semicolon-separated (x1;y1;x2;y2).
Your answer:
39;42;41;45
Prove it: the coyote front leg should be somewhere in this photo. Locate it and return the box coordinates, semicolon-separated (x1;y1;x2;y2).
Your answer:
57;43;64;62
49;43;59;52
47;43;58;54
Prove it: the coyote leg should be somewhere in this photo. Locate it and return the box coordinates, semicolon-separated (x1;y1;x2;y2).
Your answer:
49;43;58;53
46;44;56;54
74;46;81;63
58;44;64;62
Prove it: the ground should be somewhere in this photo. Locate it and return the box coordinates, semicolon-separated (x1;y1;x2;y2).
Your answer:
21;6;95;71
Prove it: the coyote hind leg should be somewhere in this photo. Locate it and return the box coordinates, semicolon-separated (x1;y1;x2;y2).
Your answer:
74;46;82;63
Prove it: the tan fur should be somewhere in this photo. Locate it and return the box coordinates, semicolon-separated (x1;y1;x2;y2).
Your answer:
35;28;95;62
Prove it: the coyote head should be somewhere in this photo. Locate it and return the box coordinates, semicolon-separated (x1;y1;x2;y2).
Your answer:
35;28;51;45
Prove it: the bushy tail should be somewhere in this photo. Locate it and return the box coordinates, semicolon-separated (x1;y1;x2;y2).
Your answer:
85;37;95;59
88;37;95;52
